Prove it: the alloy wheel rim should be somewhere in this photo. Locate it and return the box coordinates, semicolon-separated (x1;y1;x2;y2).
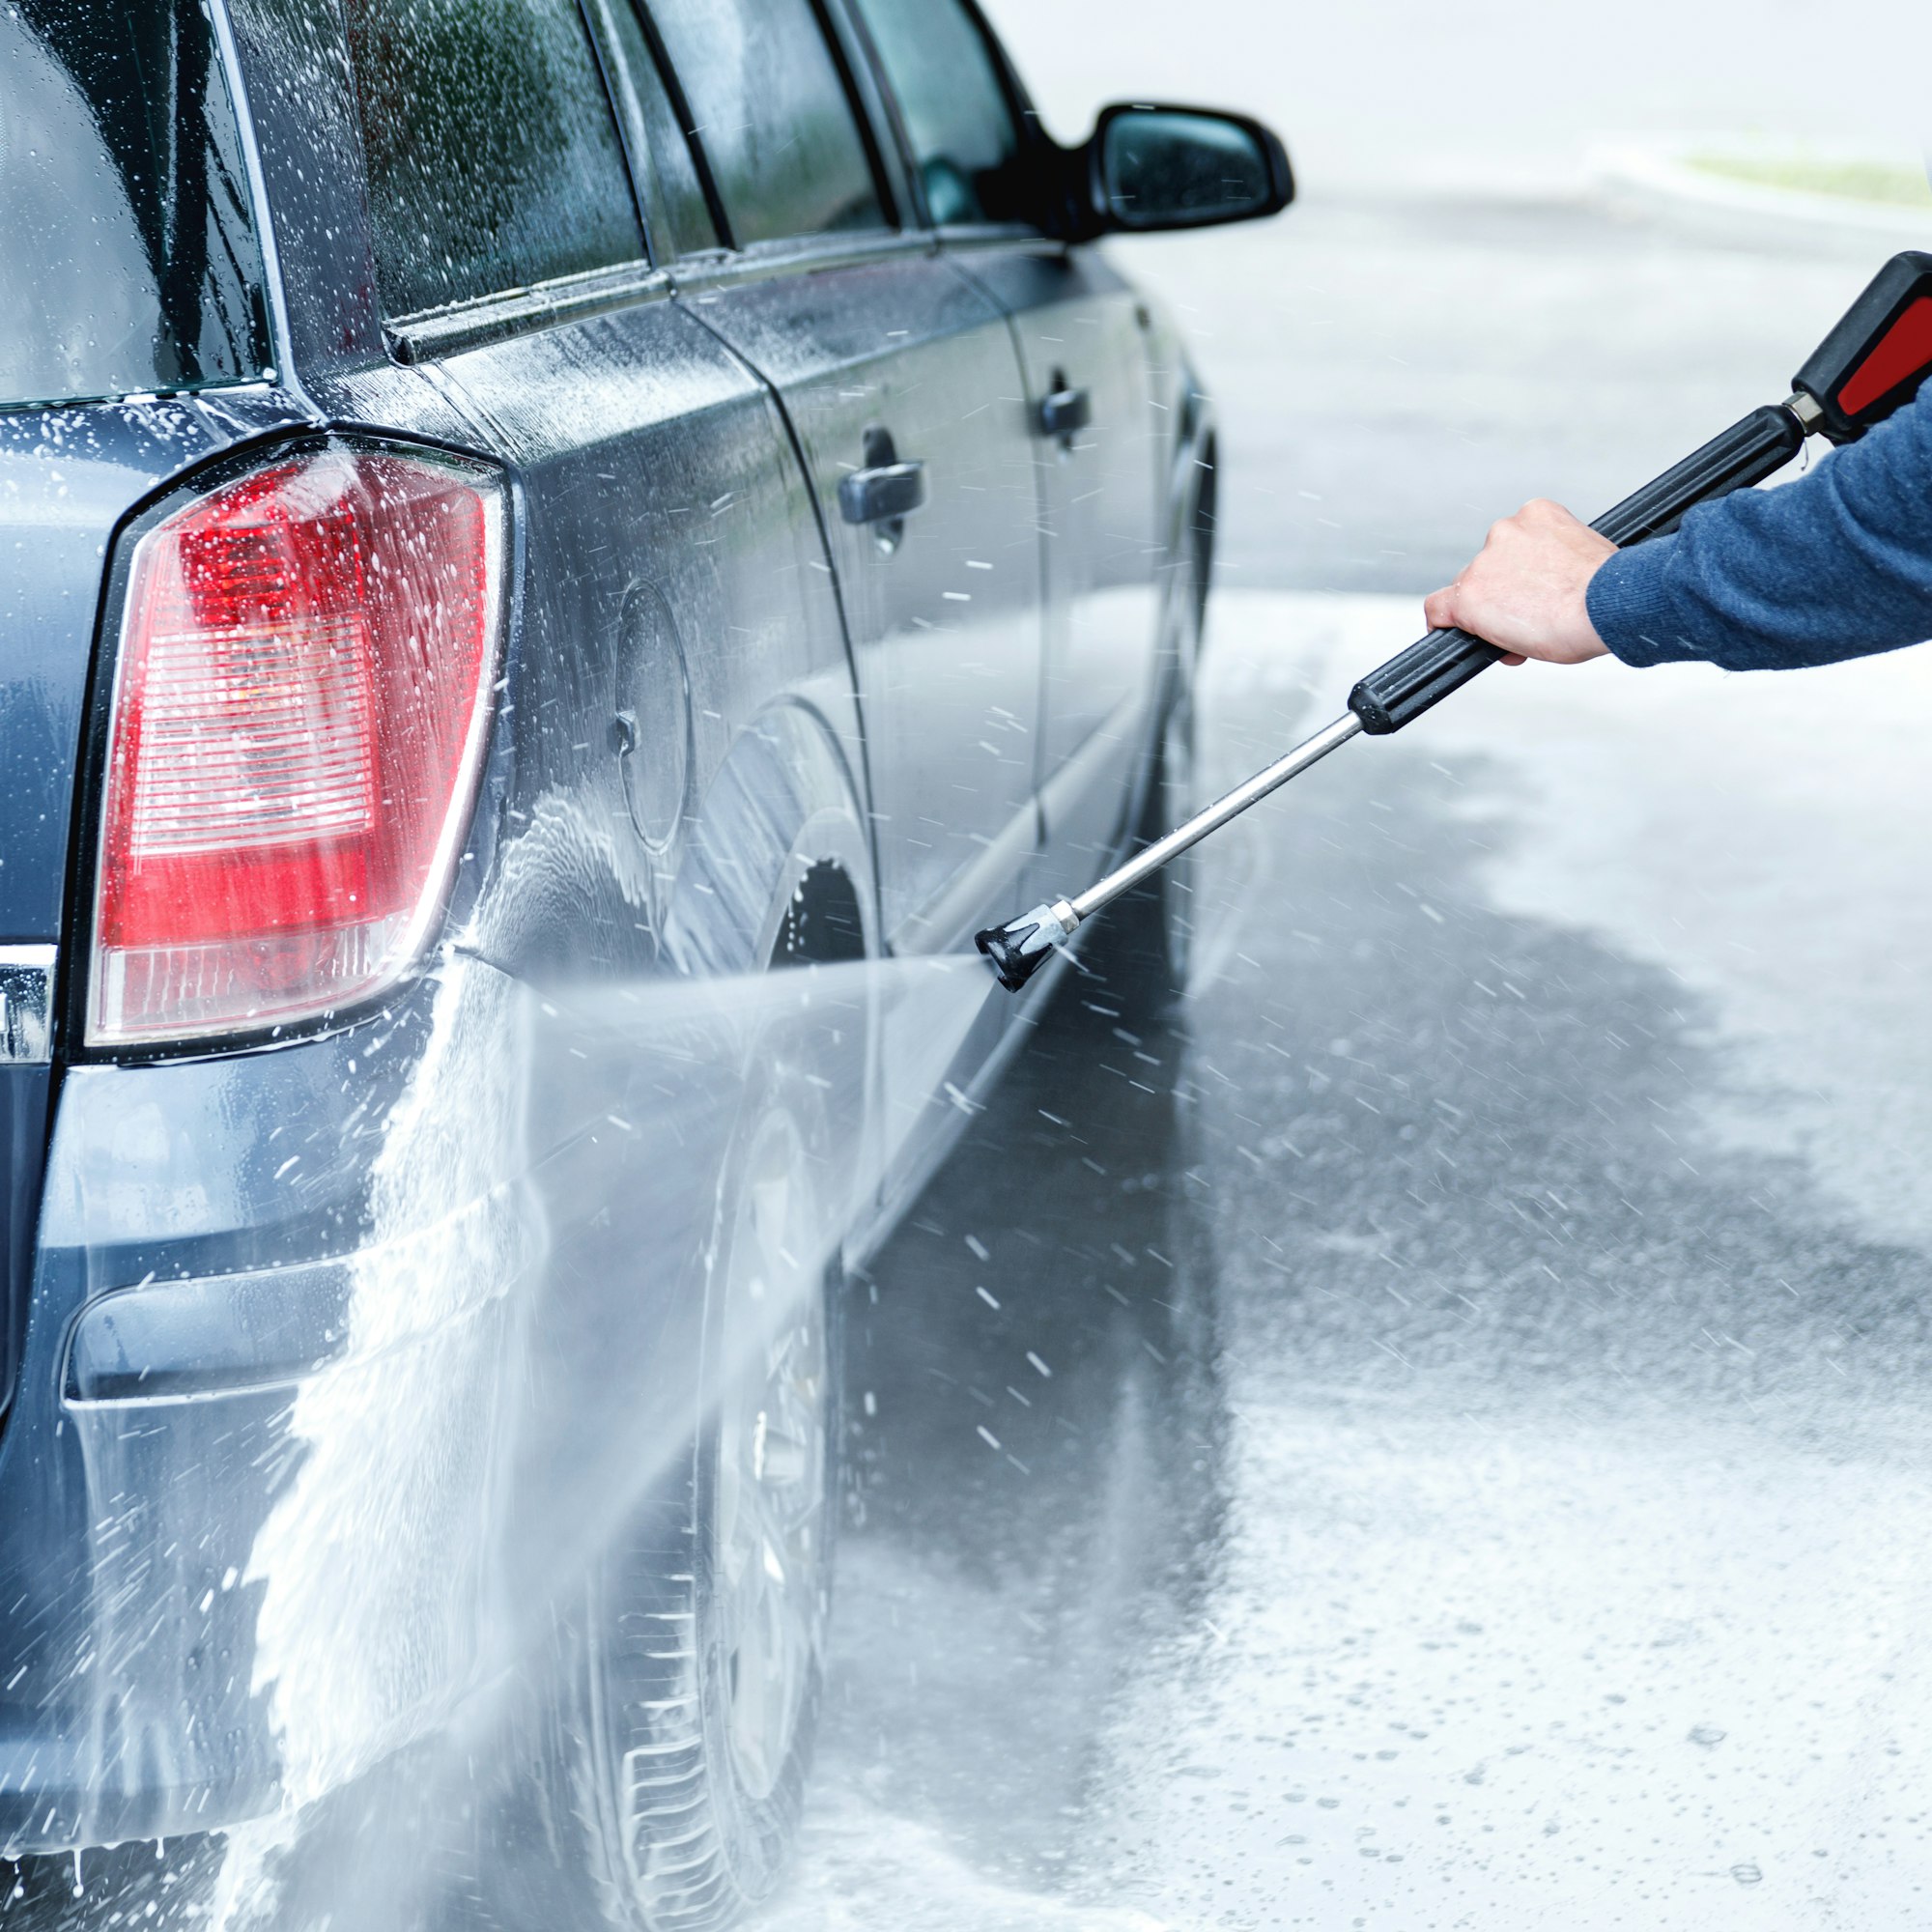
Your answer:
712;1107;829;1803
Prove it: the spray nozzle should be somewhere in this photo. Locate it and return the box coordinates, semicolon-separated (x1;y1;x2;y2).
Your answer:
975;900;1079;992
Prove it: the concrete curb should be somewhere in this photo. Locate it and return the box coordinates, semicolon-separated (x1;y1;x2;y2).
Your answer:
1593;141;1932;250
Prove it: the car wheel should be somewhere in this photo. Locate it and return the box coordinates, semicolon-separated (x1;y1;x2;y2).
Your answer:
573;945;851;1930
1094;650;1200;1018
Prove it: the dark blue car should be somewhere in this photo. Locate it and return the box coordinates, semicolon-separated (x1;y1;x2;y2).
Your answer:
0;0;1286;1919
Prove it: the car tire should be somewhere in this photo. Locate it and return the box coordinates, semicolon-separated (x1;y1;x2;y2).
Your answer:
1091;690;1196;1018
569;932;854;1931
1090;476;1206;1020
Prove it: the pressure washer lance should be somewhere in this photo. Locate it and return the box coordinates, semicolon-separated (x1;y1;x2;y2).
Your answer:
978;248;1932;993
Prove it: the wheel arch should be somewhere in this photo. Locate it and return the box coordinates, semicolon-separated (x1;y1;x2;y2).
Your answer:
662;697;880;983
1167;383;1217;652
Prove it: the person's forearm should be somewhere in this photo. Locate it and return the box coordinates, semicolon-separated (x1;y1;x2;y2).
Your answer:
1587;386;1932;672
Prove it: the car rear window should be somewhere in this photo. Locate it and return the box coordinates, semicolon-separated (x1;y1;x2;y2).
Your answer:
0;2;271;412
646;0;887;246
344;0;645;319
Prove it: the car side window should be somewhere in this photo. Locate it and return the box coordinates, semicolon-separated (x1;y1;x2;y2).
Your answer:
849;0;1028;227
344;0;644;318
590;0;720;259
643;0;887;246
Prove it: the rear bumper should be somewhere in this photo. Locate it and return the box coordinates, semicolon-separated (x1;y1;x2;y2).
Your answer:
0;1378;311;1851
0;958;545;1855
0;1294;524;1854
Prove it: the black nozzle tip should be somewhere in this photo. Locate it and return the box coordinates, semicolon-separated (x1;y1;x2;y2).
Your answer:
975;902;1072;994
976;923;1047;994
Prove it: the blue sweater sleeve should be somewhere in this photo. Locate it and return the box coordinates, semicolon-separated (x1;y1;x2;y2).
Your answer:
1585;383;1932;670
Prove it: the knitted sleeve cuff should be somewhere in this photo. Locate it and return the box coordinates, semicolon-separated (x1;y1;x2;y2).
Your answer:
1585;540;1704;668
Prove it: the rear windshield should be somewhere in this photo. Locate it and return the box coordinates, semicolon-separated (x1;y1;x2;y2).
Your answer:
0;2;271;412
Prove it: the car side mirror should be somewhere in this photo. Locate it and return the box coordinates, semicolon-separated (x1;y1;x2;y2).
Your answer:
1088;104;1293;234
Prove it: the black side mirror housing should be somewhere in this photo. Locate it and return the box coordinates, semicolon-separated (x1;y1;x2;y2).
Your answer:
1067;103;1293;240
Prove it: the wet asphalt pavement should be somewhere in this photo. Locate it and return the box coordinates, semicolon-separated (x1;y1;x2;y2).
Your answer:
763;191;1932;1928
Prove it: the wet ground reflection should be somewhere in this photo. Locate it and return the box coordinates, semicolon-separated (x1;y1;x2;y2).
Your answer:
763;985;1231;1922
763;594;1932;1929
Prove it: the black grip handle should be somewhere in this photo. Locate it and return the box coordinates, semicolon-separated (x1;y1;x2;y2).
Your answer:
1347;625;1502;735
1347;402;1807;736
1037;385;1092;440
1591;403;1804;547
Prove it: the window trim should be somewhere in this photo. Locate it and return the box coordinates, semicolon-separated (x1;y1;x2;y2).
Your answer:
805;0;914;231
929;223;1062;255
593;0;734;250
385;258;672;364
574;0;669;263
387;224;943;361
829;0;927;226
663;227;933;300
209;0;293;393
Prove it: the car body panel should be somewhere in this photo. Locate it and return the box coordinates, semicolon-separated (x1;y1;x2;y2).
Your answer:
674;247;1051;1202
0;974;442;1849
677;253;1044;958
953;244;1167;889
396;291;860;991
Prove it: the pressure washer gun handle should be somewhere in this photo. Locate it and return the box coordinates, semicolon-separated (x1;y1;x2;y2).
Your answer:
1347;247;1932;738
1345;404;1807;735
1792;247;1932;446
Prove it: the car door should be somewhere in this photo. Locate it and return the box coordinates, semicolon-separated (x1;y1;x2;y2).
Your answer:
847;0;1166;891
986;250;1163;886
640;0;1046;967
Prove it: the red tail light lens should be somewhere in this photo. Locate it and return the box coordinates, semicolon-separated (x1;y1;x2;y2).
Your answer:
90;445;505;1046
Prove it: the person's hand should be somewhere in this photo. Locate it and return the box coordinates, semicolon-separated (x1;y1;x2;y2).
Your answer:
1424;499;1616;666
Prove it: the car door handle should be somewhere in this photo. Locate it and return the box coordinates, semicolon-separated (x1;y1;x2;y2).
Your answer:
1037;384;1092;441
838;458;927;526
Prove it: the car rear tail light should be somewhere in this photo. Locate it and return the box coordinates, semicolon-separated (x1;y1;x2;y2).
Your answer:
89;445;505;1046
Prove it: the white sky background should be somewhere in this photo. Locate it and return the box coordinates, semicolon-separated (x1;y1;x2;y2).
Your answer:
978;0;1931;194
